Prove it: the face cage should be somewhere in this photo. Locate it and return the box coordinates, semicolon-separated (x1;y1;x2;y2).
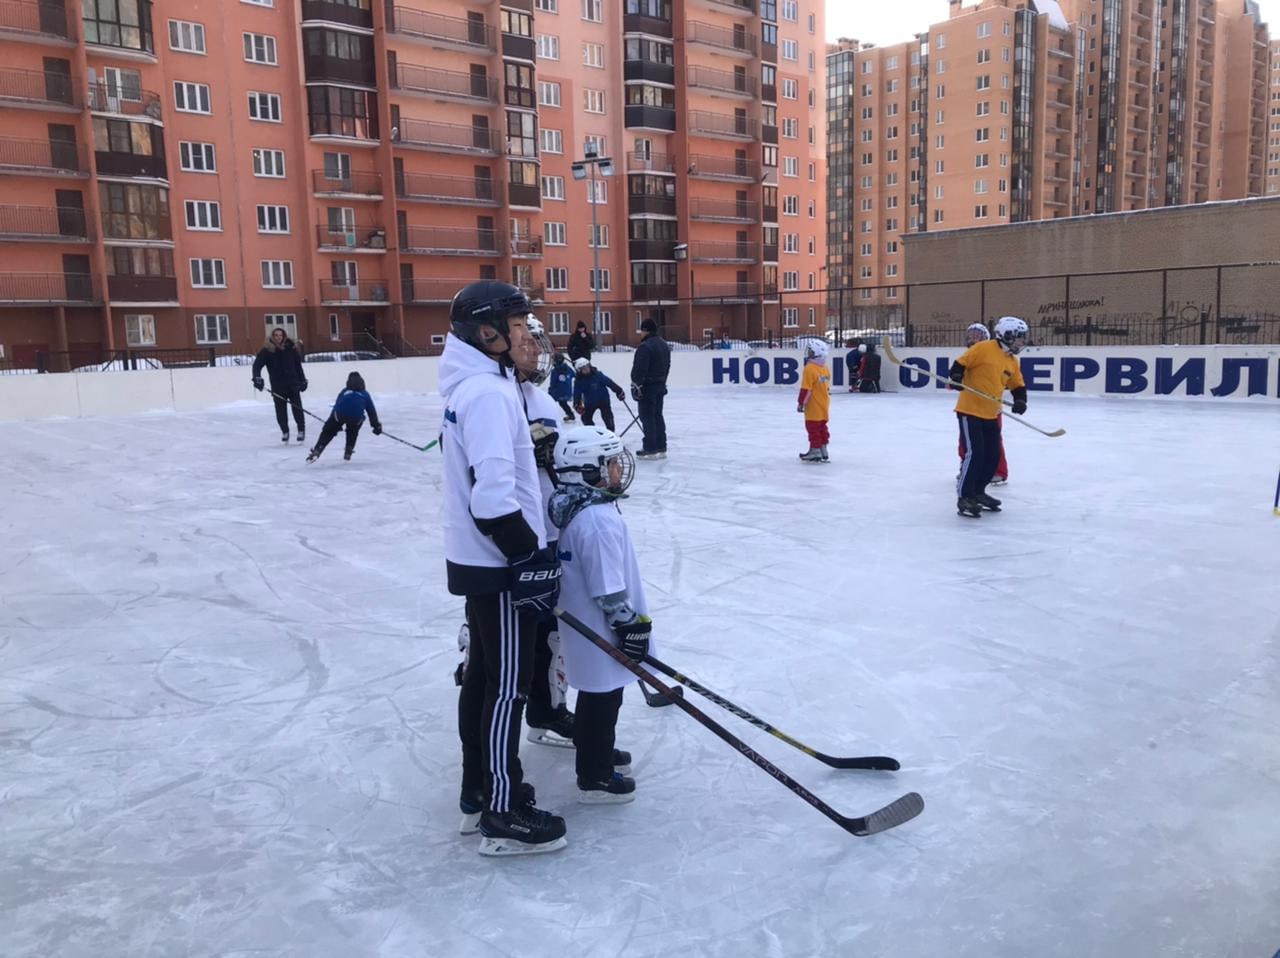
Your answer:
1000;332;1028;354
571;448;636;496
522;323;554;384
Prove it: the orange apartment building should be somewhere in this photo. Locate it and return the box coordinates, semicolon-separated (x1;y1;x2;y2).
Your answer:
826;0;1271;324
0;0;825;368
1268;38;1280;194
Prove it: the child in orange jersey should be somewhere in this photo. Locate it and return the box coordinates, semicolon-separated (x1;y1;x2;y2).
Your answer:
797;340;832;462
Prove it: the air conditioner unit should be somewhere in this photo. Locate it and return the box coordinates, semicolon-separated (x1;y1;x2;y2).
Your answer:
367;231;386;249
144;100;162;119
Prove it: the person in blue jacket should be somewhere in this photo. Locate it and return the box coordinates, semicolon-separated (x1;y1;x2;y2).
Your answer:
306;371;383;463
572;357;625;432
548;352;576;423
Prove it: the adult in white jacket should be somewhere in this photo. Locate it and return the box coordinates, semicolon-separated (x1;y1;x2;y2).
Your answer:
439;280;566;857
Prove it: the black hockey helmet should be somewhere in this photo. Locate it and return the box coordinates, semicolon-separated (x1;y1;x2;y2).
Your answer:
449;280;533;356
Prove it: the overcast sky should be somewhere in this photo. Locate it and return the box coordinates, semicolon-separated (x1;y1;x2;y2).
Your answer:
826;0;1279;46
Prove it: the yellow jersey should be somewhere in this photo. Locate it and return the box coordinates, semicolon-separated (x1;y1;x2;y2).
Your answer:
800;360;831;421
953;340;1024;419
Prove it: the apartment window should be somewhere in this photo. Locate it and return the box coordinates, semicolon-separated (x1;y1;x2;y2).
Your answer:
884;217;897;231
886;240;898;253
860;152;872;165
84;0;154;52
886;55;899;71
974;204;988;218
886;148;898;162
886;79;899;93
184;200;221;231
977;101;990;116
783;195;798;215
783;156;798;177
586;179;607;204
782;307;798;328
588;223;609;247
261;260;294;288
194;314;230;344
535;130;561;158
933;209;944;223
861;130;874;143
542;175;565;200
257;205;289;233
536;0;557;10
190;258;226;287
253;148;286;177
243;32;277;65
242;0;273;5
976;127;990;142
546;267;568;291
537;34;559;59
860;266;873;279
936;84;945;99
783;118;798;138
886;196;898;209
782;39;798;61
174;81;211;114
582;0;601;20
100;183;169;239
248;92;281;122
179;141;216;172
935;34;946;49
998;178;1007;193
169;20;205;54
782;0;797;20
764;145;778;167
935;184;945;199
860;198;873;212
977;48;991;64
860;220;872;234
547;310;569;334
583;42;604;68
886;125;899;139
935;60;946;75
538;81;561;107
783;232;799;253
885;264;898;278
125;314;156;347
977;21;991;38
583;134;607;156
975;179;989;194
935;160;945;174
545;221;566;245
975;153;989;168
584;88;606;114
860;83;872;96
782;270;798;291
588;268;610;292
859;243;871;255
862;60;872;74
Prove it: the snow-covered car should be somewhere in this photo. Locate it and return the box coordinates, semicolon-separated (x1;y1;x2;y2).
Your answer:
303;350;383;363
74;357;164;372
214;354;257;367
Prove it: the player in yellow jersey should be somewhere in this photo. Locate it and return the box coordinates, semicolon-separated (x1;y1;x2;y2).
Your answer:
950;316;1029;518
797;340;832;462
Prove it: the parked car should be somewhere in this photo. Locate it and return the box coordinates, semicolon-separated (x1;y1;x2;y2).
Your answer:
302;350;383;363
74;358;164;372
214;354;257;367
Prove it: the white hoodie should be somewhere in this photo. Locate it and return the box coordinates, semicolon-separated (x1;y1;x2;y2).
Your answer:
439;333;547;594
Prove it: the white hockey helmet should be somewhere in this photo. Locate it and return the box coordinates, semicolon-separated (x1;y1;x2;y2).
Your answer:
553;425;635;496
517;314;554;384
572;357;591;372
966;322;991;344
993;316;1029;354
804;339;830;361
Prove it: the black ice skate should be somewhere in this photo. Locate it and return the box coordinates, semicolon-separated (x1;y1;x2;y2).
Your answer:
526;706;575;748
305;449;319;463
343;448;353;461
296;431;305;443
975;492;1002;512
477;805;567;856
459;781;536;835
281;431;290;443
957;496;983;519
577;770;636;805
612;748;632;774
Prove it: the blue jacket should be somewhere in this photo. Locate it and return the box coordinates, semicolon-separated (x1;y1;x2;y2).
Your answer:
333;388;380;425
573;369;623;407
549;361;575;401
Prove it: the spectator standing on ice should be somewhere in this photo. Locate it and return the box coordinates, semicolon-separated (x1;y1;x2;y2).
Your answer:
630;318;671;460
252;327;308;443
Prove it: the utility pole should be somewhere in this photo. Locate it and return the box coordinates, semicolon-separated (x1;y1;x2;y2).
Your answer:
571;146;614;343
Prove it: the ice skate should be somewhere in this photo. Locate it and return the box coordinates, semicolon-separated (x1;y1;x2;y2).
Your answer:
612;748;632;774
296;431;305;443
526;706;575;748
819;445;830;462
343;448;353;461
798;448;822;462
459;782;536;835
577;770;636;805
477;805;567;856
975;492;1002;511
957;496;983;518
281;431;289;443
305;449;319;463
990;476;1008;486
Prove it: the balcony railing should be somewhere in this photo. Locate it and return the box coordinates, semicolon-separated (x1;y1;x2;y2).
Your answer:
686;21;756;57
400;225;503;255
0;135;86;174
509;234;541;255
509;182;540;209
0;66;78;107
312;169;383;197
691;0;754;14
628;238;676;260
320;280;390;303
689;197;756;222
393;63;498;103
689;110;757;140
302;0;373;28
687;65;757;98
624;105;677;132
308;109;379;141
626;151;675;173
0;271;96;302
692;241;758;262
316;224;388;250
0;204;90;240
0;0;73;41
624;59;675;85
304;55;375;87
391;5;496;50
623;13;671;37
403;276;475;303
108;275;177;302
689;152;758;181
631;283;678;301
393;118;502;154
87;84;161;118
694;281;759;301
396;171;497;205
95;150;167;179
628;193;677;216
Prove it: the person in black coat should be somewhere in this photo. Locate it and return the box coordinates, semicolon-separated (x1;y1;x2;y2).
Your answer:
630;318;671;459
858;342;883;393
566;322;593;363
252;327;308;442
845;338;863;392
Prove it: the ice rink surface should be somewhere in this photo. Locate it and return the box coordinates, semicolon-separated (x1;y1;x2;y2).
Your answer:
2;383;1279;958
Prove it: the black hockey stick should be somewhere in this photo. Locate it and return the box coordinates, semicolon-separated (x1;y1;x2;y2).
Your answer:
553;608;924;838
639;678;682;707
643;654;899;771
618;395;644;439
267;389;328;427
380;429;439;453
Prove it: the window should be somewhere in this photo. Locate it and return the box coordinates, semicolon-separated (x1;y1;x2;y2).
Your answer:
977;48;991;64
977;101;990;116
582;0;601;20
783;118;798;138
975;153;989;168
782;270;799;291
977;74;991;91
860;266;873;279
547;310;569;334
261;260;294;288
886;55;899;71
545;221;567;245
99;183;169;239
586;179;607;204
329;313;341;341
169;20;205;54
257;204;289;233
583;134;607;156
583;42;604;68
886;264;898;278
886;240;898;253
125;314;156;347
782;0;797;21
974;204;988;218
248;92;281;122
975;179;989;194
783;156;798;177
977;21;991;38
588;223;609;247
588;268;610;292
782;307;798;328
546;267;568;291
264;314;298;340
935;33;946;49
179;141;216;172
184;200;221;231
538;81;561;107
174;81;211;114
764;145;778;167
541;128;563;154
781;39;798;61
194;314;230;344
859;242;871;255
84;0;155;52
242;0;273;5
542;175;565;200
783;232;799;253
253;148;286;177
976;127;990;142
537;34;559;59
190;258;226;287
243;32;277;65
584;88;606;114
783;194;799;215
536;0;557;10
886;79;899;93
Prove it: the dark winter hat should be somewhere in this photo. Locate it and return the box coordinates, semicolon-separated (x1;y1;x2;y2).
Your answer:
640;318;658;334
576;321;587;330
346;371;365;391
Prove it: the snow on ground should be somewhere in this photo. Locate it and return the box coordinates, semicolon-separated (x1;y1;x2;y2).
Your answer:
1;385;1278;958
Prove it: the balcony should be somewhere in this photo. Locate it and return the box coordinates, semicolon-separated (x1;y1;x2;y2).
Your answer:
304;54;376;87
623;13;671;37
403;276;475;303
692;241;758;264
687;65;757;100
108;275;177;303
316;224;388;251
689;111;757;141
320;280;390;304
762;242;778;261
308;108;379;143
95;149;167;179
694;281;759;302
509;182;540;209
631;283;677;301
689;0;755;16
501;32;535;61
393;118;502;155
0;66;78;110
689;152;758;181
393;63;498;103
626;151;675;174
510;234;541;257
391;7;496;52
624;59;675;85
628;193;676;216
0;271;96;303
396;171;498;206
302;0;373;29
624;105;677;132
0;135;86;176
0;204;91;242
690;197;756;222
87;84;162;119
312;169;383;198
687;21;756;57
628;238;676;260
0;0;74;44
399;225;503;256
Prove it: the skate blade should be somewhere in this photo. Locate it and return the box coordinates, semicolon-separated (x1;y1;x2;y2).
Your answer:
460;812;481;835
576;789;636;805
526;728;575;749
477;834;568;856
614;762;632;775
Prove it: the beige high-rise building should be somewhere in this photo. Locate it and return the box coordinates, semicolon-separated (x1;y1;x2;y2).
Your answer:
826;0;1271;321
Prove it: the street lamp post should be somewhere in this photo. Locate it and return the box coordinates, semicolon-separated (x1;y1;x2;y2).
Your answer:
571;146;613;344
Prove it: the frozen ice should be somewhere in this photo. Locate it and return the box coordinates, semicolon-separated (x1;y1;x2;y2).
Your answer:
2;386;1279;958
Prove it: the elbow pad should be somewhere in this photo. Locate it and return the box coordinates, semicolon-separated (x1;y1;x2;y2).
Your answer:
473;509;539;560
949;362;966;386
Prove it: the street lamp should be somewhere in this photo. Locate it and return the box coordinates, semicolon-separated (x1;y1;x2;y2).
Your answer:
571;146;613;343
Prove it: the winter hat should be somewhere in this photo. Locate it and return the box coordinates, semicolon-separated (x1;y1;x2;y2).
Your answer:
346;371;366;390
573;357;591;372
640;318;658;334
576;321;587;331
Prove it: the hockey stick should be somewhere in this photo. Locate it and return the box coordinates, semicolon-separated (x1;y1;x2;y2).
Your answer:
381;429;439;453
639;677;682;707
267;389;328;427
553;608;924;837
1274;466;1280;516
880;337;1066;438
618;395;644;439
643;654;900;771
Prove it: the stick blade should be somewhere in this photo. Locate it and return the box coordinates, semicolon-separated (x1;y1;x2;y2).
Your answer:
844;791;925;837
1046;428;1067;438
822;755;901;771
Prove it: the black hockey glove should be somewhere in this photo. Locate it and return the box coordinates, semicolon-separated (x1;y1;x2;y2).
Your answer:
948;362;965;390
1010;386;1027;416
253;377;264;391
612;385;625;400
372;423;383;435
630;384;641;402
508;548;561;616
614;615;652;662
299;379;308;393
530;421;558;470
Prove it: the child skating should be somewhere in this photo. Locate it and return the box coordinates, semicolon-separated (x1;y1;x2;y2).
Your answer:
797;340;831;462
549;352;577;423
306;371;383;463
956;322;1010;485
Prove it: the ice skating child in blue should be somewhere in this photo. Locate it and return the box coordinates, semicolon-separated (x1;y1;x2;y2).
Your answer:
549;352;576;423
306;371;383;462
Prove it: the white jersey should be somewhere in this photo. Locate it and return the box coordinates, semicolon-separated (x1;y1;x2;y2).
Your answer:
519;380;563;539
555;501;652;693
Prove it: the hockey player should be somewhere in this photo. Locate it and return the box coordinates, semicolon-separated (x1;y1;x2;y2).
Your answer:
548;352;577;423
955;322;1009;485
858;342;882;393
548;426;645;803
306;371;382;463
440;279;566;856
572;357;625;432
951;316;1028;518
844;338;862;392
797;340;832;462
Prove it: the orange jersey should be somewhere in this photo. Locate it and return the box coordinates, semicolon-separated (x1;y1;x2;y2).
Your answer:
953;341;1024;419
799;360;831;421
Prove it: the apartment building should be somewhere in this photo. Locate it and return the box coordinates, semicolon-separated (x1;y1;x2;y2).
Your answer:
826;0;1271;322
1268;39;1280;194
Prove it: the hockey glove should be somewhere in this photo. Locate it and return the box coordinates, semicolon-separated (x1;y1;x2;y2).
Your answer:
631;384;641;402
508;548;561;616
613;615;652;662
372;423;383;435
253;377;264;391
299;380;308;393
948;362;966;390
530;420;558;470
1010;386;1027;416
